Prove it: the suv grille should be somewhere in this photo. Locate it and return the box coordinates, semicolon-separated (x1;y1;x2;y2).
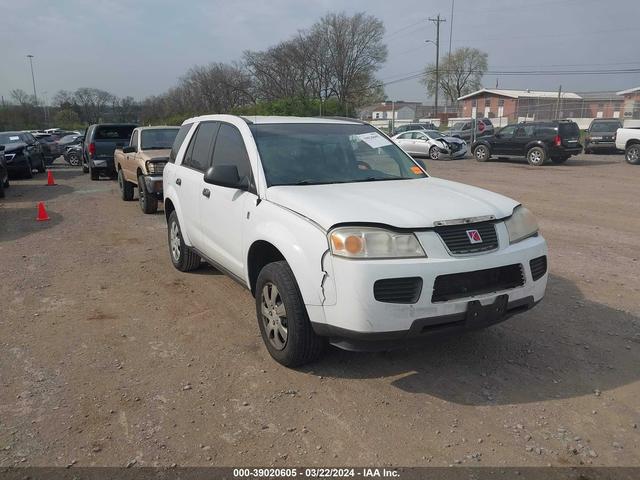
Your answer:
529;256;548;281
374;277;423;304
432;264;524;302
435;222;498;255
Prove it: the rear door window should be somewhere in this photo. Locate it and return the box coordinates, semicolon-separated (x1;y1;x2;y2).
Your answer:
95;125;136;140
170;124;193;163
183;121;218;172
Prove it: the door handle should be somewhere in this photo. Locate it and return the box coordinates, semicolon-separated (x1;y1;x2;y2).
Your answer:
175;178;181;186
202;188;211;198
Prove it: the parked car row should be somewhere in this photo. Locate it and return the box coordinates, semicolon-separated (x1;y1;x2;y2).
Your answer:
98;115;548;368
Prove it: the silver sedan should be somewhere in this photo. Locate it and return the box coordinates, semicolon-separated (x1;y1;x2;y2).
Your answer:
392;130;467;159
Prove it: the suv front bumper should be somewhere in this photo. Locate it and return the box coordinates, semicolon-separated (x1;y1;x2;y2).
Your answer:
308;227;547;350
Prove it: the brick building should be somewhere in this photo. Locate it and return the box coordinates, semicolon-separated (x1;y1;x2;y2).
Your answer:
617;86;640;119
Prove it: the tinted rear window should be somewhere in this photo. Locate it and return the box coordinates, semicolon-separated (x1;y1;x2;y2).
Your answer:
170;124;193;163
95;126;136;140
558;123;580;137
590;121;622;133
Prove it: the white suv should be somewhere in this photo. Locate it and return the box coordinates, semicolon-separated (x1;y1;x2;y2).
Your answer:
164;115;548;366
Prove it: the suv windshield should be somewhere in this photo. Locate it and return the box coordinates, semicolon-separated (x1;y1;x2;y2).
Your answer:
140;128;179;149
590;121;621;133
250;123;426;186
0;133;23;144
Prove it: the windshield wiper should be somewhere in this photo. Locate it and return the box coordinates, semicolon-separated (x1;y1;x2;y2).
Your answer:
143;146;169;150
351;177;403;183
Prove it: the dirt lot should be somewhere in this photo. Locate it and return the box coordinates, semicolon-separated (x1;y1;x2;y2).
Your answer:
0;154;638;468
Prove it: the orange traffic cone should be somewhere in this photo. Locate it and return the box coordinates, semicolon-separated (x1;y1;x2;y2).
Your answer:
36;202;50;221
46;170;56;186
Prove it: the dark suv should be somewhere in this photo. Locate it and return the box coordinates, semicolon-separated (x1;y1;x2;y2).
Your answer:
584;118;623;153
82;123;137;180
444;118;494;142
393;122;437;135
471;120;582;166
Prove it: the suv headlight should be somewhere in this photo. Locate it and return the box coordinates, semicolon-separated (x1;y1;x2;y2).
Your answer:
329;227;426;259
505;206;538;244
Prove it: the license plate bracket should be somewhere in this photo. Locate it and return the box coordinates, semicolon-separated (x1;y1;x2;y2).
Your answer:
465;294;509;324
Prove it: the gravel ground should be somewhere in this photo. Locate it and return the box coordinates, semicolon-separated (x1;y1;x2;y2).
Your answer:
0;153;638;468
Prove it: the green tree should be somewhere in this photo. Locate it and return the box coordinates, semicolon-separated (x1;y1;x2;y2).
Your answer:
422;47;488;105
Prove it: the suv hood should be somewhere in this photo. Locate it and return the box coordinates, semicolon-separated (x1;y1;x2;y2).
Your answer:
266;177;518;230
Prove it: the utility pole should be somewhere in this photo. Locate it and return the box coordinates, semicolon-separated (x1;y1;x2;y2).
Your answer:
444;0;454;114
391;100;395;133
428;14;446;118
555;85;562;119
26;55;38;105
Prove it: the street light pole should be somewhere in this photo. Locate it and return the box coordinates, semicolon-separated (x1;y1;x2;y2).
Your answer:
26;55;38;105
428;15;446;118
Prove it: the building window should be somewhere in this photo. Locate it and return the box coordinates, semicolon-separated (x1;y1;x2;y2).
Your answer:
485;98;491;107
498;99;505;107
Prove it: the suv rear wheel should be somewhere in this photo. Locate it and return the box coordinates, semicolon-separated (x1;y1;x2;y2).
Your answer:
527;146;546;166
625;144;640;165
255;261;326;367
167;210;200;272
473;145;490;162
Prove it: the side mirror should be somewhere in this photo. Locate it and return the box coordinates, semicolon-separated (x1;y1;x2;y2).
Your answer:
122;146;136;154
204;165;248;190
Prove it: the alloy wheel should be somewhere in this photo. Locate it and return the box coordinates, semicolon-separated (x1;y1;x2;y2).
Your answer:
260;282;288;350
170;221;181;262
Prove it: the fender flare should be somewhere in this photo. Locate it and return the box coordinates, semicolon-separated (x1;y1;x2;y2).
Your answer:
525;140;548;156
246;203;333;307
163;190;194;247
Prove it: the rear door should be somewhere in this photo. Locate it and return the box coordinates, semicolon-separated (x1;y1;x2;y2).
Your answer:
393;133;416;154
512;124;536;156
199;123;257;276
558;122;581;148
175;121;219;250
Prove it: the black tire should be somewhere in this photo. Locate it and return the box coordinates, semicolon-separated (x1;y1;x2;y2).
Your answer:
255;261;326;367
118;169;134;201
167;210;200;272
473;144;490;162
37;157;46;173
527;146;546;166
2;173;8;188
138;175;158;214
625;144;640;165
0;179;4;198
428;145;440;160
82;159;89;173
90;165;99;181
67;152;81;166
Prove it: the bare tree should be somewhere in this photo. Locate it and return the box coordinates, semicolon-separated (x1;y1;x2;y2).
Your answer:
422;47;488;105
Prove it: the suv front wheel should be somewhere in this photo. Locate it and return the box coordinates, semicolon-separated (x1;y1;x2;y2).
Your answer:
255;261;326;367
167;210;200;272
473;145;490;162
527;146;546;166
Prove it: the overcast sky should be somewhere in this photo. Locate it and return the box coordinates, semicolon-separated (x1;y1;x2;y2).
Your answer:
1;0;639;105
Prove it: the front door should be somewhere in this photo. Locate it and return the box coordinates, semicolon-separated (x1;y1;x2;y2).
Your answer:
491;124;517;155
175;121;219;250
199;123;257;277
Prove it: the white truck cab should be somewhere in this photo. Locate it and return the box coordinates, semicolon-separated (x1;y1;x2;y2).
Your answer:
163;115;548;366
